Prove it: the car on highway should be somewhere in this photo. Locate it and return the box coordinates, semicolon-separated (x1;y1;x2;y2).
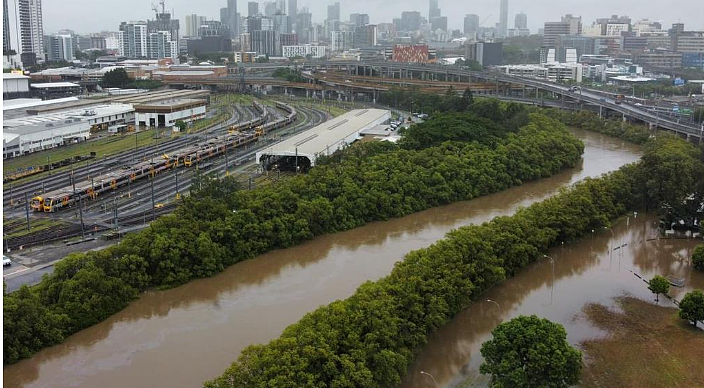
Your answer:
3;256;11;267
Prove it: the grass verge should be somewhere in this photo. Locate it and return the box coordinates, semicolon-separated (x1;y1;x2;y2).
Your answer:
581;296;704;388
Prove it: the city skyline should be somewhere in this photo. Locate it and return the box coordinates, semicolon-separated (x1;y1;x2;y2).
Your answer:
40;0;703;35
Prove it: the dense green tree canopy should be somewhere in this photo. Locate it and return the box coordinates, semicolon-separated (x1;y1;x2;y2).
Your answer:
693;245;704;271
678;289;704;327
479;315;582;388
102;68;131;88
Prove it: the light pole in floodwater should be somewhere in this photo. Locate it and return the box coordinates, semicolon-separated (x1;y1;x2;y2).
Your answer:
604;226;614;263
420;371;437;386
486;299;502;315
543;255;555;305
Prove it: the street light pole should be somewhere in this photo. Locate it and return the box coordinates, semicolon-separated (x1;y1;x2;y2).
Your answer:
420;371;437;386
486;299;502;315
543;255;555;304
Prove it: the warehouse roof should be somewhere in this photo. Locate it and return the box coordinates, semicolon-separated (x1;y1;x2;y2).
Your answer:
4;103;134;127
30;82;81;88
3;73;30;79
256;108;390;166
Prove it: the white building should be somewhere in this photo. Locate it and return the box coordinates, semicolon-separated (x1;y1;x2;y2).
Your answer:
134;99;207;128
119;21;148;58
3;119;91;158
4;103;135;132
4;0;44;65
147;31;178;59
331;30;353;52
44;34;74;62
497;63;583;83
282;44;326;58
3;73;31;99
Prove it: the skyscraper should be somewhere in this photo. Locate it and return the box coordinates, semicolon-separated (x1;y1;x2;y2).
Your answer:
498;0;508;37
515;13;527;29
3;0;11;53
248;2;259;17
184;14;207;37
327;2;340;21
227;0;238;38
13;0;44;63
464;14;479;34
288;0;297;19
429;0;440;20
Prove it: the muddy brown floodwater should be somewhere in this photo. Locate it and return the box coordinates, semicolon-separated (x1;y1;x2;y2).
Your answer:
5;129;656;388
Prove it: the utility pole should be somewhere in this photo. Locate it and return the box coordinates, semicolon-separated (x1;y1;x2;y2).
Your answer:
175;170;180;200
150;176;156;221
113;196;118;230
24;192;31;232
71;171;85;239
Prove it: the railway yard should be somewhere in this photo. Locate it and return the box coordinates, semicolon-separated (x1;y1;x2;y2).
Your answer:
3;94;338;287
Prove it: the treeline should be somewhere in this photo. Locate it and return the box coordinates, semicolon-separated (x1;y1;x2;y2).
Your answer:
205;134;703;388
2;112;583;364
545;109;652;144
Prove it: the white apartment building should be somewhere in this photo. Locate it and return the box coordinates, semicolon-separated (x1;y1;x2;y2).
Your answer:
282;44;326;58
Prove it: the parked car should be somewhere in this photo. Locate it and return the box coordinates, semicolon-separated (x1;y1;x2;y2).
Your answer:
3;256;11;267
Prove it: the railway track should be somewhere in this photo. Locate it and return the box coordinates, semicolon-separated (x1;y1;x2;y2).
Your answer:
6;103;333;245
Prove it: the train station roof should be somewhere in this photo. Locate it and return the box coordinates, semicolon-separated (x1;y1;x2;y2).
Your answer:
256;108;390;167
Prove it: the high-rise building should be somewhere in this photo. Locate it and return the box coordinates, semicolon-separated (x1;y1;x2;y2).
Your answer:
273;12;291;34
288;0;297;19
148;5;180;42
15;0;44;63
431;16;447;31
400;11;421;31
543;15;582;48
327;2;340;21
251;29;279;56
498;0;508;37
275;0;285;13
353;24;377;47
199;20;230;37
248;2;258;17
429;0;440;20
350;13;369;27
464;14;479;34
44;34;73;61
119;21;148;58
263;2;277;17
561;14;582;35
3;0;11;53
515;13;527;29
147;30;178;59
330;30;352;51
227;0;239;38
184;14;207;37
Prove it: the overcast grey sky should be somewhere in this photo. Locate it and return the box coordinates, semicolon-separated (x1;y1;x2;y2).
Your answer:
43;0;704;34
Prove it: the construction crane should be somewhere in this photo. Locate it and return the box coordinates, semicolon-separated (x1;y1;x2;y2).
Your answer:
480;14;493;27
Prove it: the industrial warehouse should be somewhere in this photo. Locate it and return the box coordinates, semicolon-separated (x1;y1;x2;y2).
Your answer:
2;90;212;159
256;108;391;171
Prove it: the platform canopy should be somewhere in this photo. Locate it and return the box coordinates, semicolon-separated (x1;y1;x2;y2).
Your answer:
256;108;390;168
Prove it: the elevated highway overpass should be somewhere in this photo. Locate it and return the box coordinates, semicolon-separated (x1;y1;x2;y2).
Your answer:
170;61;703;141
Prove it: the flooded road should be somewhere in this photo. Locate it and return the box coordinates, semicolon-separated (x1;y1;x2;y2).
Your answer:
4;129;645;388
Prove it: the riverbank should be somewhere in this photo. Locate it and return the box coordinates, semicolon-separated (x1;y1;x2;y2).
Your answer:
581;296;704;388
1;126;639;388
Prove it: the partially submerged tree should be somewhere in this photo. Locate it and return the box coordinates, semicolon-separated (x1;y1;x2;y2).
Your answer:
648;275;670;302
679;289;704;327
480;315;582;388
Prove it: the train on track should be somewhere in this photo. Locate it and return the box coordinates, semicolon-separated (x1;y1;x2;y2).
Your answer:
31;101;297;213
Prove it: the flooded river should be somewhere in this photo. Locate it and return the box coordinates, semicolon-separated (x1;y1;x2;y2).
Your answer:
5;129;665;388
